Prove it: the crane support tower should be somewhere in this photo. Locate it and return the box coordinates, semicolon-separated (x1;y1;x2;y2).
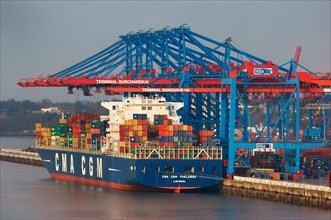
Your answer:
18;25;331;175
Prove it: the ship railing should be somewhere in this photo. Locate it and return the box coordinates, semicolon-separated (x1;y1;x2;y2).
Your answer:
34;143;106;155
114;144;223;160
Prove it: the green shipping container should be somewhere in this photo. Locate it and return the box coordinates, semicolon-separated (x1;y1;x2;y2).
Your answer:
91;144;100;150
59;133;67;138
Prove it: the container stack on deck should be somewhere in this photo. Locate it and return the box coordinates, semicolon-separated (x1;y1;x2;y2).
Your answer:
198;130;213;147
36;113;108;151
35;123;51;146
118;113;195;158
119;114;149;153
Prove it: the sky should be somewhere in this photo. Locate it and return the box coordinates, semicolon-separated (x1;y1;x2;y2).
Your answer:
1;1;330;102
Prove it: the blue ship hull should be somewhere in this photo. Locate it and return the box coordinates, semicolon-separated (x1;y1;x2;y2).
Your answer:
36;148;224;192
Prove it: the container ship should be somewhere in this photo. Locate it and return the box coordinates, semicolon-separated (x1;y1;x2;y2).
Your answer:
35;95;224;192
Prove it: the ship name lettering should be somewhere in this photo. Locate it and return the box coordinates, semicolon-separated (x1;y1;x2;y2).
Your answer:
80;156;103;178
70;154;74;174
96;158;103;178
81;156;86;175
62;154;67;172
162;175;169;178
55;153;60;171
179;175;197;179
171;175;178;178
89;157;93;177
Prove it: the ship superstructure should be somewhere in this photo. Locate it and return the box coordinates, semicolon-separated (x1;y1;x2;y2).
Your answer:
101;95;183;148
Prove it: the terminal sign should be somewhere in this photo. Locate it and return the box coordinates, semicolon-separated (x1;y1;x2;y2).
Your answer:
256;143;273;149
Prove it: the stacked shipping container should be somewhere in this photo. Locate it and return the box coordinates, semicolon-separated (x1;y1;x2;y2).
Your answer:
36;113;107;151
35;123;51;146
119;114;149;153
35;113;222;160
198;130;213;147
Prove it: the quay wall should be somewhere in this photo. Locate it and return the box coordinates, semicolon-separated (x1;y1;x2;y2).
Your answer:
222;176;331;209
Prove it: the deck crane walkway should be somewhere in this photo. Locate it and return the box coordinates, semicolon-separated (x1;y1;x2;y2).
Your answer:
18;25;331;176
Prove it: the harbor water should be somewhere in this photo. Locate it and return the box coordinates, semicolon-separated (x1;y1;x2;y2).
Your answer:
1;136;330;220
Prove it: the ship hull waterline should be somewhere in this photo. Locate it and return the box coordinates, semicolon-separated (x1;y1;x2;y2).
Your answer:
36;148;224;193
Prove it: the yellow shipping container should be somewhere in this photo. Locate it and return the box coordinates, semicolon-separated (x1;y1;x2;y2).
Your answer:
86;143;92;149
134;120;139;125
142;136;148;142
73;142;80;148
73;139;79;143
138;130;143;136
85;124;91;129
169;125;174;131
87;133;92;138
183;125;188;130
59;118;67;124
129;131;134;136
35;123;42;128
119;141;126;147
133;125;139;131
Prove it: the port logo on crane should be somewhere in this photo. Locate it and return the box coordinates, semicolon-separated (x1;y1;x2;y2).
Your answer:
256;143;273;149
254;68;273;75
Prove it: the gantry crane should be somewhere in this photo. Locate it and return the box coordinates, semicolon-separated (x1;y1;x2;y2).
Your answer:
18;25;331;175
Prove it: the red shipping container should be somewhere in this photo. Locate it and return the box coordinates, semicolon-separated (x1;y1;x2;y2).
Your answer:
119;129;125;136
130;142;138;148
159;125;168;131
73;133;79;138
91;129;100;134
73;128;80;133
159;130;169;136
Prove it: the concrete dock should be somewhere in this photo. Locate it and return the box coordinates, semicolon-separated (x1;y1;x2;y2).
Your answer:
0;148;44;167
222;176;331;209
